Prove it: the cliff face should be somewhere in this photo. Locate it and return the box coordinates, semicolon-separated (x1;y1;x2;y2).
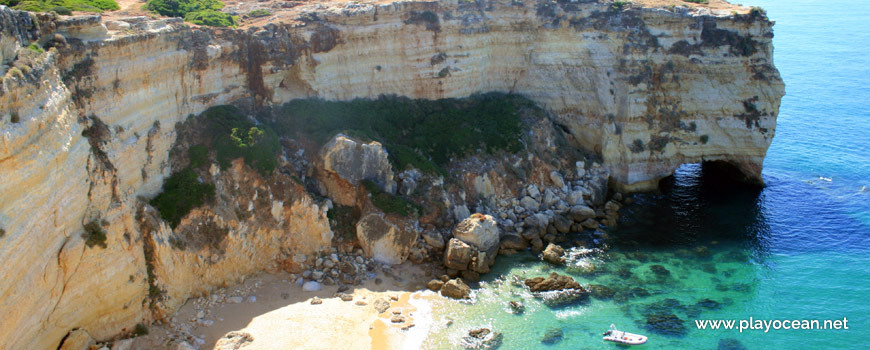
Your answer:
0;1;783;348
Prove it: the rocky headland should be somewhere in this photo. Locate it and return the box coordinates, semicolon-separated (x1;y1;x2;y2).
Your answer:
0;0;783;348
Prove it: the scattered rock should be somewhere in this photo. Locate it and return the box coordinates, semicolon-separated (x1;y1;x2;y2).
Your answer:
461;328;503;349
373;298;390;313
302;281;322;292
111;339;134;350
499;233;528;251
440;278;471;299
227;296;244;303
337;293;353;302
508;301;525;314
310;297;322;305
426;279;444;291
355;300;368;306
214;331;253;350
391;314;406;323
541;243;565;265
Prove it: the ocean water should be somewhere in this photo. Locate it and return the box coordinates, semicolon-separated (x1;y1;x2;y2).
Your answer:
422;1;870;349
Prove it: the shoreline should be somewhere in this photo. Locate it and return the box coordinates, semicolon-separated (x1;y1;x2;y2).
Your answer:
128;263;440;349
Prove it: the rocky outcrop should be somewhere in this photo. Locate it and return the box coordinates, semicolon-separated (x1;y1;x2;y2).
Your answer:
318;134;395;201
0;0;782;347
440;278;471;300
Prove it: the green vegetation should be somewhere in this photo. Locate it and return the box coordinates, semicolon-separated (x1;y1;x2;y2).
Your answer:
132;323;149;337
10;112;20;124
2;0;118;13
201;105;279;176
184;9;235;27
611;1;629;10
327;205;359;241
362;179;422;217
700;135;709;144
0;228;5;238
26;43;44;54
149;168;215;228
682;0;708;3
270;93;529;175
629;139;645;153
82;219;108;249
49;5;71;14
245;8;271;18
749;6;765;17
145;0;234;27
188;144;208;168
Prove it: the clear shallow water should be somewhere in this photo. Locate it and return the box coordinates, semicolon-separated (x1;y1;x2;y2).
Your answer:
424;1;870;348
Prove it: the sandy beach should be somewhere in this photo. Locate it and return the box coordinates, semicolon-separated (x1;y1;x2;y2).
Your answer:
129;262;441;350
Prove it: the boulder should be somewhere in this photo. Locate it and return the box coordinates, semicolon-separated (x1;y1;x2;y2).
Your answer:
426;279;444;291
58;329;95;350
443;238;474;270
356;213;417;265
520;196;539;211
553;215;572;233
541;243;565;265
508;301;525;314
568;205;596;222
214;332;254;350
440;278;471;299
453;214;500;252
302;281;322;292
320;134;395;193
499;233;528;251
373;298;391;313
422;230;445;250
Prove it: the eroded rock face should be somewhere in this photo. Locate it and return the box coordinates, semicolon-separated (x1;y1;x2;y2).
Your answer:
319;134;395;195
0;1;782;347
356;213;417;265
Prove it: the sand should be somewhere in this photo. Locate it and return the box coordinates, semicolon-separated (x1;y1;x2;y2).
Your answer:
129;262;441;349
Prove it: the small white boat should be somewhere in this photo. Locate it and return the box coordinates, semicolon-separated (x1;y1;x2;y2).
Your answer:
602;324;647;345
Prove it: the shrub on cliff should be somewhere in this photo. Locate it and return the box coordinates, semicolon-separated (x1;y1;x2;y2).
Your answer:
5;0;119;13
184;9;235;27
199;105;280;175
362;179;422;217
149;168;215;228
270;93;529;174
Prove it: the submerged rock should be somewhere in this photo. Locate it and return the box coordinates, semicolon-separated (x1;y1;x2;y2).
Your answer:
645;313;687;336
588;284;615;300
461;328;503;349
695;298;721;310
650;264;671;277
524;272;583;292
540;327;563;345
718;338;748;350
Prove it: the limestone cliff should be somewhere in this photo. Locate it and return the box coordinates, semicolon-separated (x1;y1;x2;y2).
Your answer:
0;1;783;348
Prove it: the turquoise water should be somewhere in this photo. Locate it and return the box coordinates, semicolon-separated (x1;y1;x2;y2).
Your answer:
423;1;870;349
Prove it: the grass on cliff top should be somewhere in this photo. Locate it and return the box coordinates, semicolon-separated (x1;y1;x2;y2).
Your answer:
2;0;119;13
145;0;236;27
269;92;529;175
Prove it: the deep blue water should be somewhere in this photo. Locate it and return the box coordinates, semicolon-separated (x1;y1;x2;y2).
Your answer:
424;1;870;348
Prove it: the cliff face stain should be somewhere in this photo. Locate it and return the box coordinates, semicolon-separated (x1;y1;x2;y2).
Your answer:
238;35;270;105
569;9;660;54
701;20;758;57
404;10;441;32
311;26;341;53
735;96;768;129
